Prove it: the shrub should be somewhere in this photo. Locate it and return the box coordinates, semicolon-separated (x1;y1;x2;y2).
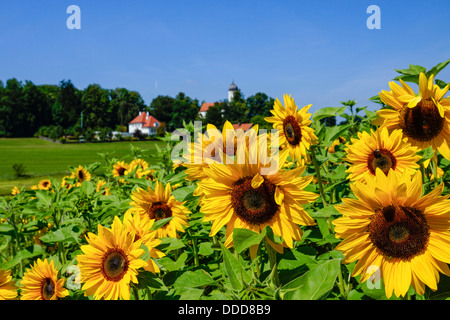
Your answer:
12;163;27;178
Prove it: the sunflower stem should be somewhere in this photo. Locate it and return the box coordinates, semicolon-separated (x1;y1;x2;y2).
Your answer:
133;286;140;300
431;156;439;188
264;240;280;288
419;162;425;185
213;235;221;269
310;145;328;207
337;264;348;299
188;229;200;267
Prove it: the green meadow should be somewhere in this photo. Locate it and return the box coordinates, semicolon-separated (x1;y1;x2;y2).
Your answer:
0;138;165;195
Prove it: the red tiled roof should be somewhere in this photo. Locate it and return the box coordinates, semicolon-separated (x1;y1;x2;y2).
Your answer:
199;102;216;112
232;123;253;131
143;115;160;128
129;112;160;127
129;112;147;124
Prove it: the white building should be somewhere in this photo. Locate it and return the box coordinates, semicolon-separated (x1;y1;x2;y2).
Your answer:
199;81;239;118
128;112;161;136
228;80;238;102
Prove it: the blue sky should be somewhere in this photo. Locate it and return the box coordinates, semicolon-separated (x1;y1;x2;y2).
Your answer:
1;0;450;115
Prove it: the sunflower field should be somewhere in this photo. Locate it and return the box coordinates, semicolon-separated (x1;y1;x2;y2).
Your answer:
2;59;450;302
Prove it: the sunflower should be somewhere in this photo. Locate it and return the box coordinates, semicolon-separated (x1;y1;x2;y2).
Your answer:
328;136;346;154
128;159;149;172
376;73;450;160
38;179;52;190
333;168;450;298
112;161;130;181
126;181;190;239
61;175;73;190
0;269;18;300
264;94;317;164
122;211;165;274
184;121;259;181
76;216;147;300
135;168;157;181
20;258;69;300
344;128;421;182
11;186;20;196
197;137;318;252
96;180;111;196
71;165;92;187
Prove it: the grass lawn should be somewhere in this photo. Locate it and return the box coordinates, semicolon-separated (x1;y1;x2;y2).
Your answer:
0;138;166;195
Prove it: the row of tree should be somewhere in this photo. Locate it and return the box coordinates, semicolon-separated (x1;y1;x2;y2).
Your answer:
151;89;276;132
0;78;146;138
0;78;278;138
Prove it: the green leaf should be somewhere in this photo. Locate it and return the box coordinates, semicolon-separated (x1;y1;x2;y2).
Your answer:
80;180;94;197
426;58;450;78
171;185;197;202
220;243;252;291
278;250;315;271
393;74;420;85
139;243;150;262
156;237;185;252
310;206;341;218
159;252;188;272
360;276;399;300
281;259;341;300
173;287;204;300
0;224;14;236
364;109;378;120
232;227;267;254
394;64;426;76
173;269;216;289
435;79;450;89
417;145;434;161
198;242;215;256
149;216;173;231
39;225;83;244
0;245;45;270
35;191;52;207
369;95;384;106
322;124;352;145
136;270;167;290
312;107;347;122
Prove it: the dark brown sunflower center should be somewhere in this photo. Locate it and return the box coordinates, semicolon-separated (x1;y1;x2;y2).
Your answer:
118;167;126;176
230;176;279;225
399;98;445;142
78;170;85;180
149;201;172;220
367;148;397;175
283;115;302;146
42;181;49;187
368;204;429;260
101;249;129;282
40;278;55;300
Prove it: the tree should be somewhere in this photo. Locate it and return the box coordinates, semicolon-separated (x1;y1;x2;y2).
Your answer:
246;92;274;120
110;88;146;127
58;80;82;128
223;89;247;123
250;114;272;131
37;84;59;128
169;92;200;130
205;102;225;128
21;81;48;136
81;84;111;129
0;78;23;137
149;95;175;126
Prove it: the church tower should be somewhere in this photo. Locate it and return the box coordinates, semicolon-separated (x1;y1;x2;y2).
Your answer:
228;80;238;102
